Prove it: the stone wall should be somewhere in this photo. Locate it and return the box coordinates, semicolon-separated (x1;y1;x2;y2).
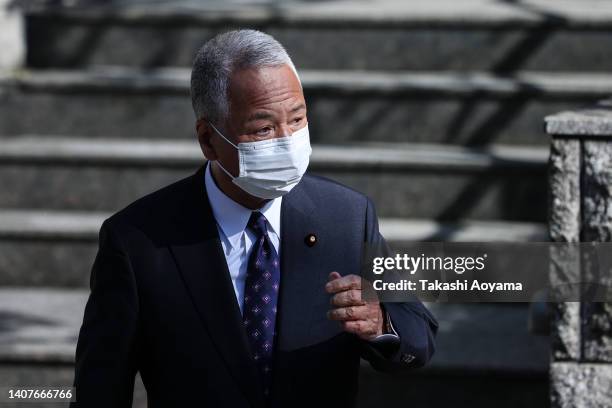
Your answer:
546;100;612;408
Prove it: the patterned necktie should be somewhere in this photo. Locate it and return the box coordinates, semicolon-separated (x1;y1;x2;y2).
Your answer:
242;211;281;397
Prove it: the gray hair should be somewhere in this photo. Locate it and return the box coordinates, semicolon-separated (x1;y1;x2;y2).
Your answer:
190;29;300;126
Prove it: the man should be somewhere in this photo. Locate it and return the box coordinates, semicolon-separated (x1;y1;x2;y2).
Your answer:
71;30;437;408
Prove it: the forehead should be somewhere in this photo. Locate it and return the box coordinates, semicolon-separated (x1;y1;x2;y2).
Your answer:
227;65;304;114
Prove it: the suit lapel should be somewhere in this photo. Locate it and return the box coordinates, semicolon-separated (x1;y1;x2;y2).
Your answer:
275;182;320;351
169;166;265;408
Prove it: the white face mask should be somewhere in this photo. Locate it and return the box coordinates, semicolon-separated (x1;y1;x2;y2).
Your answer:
210;122;312;199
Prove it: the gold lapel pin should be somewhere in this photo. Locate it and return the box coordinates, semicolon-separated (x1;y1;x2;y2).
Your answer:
305;233;317;247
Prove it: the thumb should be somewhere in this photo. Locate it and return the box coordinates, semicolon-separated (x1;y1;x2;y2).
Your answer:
328;271;342;281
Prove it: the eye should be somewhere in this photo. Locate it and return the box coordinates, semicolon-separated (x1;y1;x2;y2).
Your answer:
255;127;273;136
291;117;303;125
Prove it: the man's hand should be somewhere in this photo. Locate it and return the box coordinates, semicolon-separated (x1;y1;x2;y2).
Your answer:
325;272;384;341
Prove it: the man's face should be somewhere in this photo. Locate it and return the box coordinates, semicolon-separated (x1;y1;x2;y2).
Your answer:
202;64;307;178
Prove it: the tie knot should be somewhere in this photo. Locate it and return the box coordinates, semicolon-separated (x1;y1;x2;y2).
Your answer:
248;211;268;236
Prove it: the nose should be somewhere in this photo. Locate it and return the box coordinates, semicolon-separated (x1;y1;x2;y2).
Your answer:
277;124;293;138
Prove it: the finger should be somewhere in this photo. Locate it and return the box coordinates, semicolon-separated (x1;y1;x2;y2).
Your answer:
341;320;377;340
330;289;366;307
325;274;362;294
328;271;342;282
327;305;369;321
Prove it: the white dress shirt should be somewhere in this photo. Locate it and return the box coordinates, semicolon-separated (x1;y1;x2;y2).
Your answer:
204;162;282;314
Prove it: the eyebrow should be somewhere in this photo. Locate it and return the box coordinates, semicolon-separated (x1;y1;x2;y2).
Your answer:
245;104;306;123
246;112;274;122
290;103;306;113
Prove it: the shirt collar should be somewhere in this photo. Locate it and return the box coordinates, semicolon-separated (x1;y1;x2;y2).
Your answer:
204;162;282;250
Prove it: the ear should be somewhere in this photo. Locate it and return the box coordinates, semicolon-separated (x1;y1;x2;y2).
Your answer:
196;118;219;161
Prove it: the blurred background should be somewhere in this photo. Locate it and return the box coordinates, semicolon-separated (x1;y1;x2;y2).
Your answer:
2;0;612;406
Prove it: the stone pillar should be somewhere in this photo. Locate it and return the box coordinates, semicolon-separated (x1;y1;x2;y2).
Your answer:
545;100;612;408
0;0;25;70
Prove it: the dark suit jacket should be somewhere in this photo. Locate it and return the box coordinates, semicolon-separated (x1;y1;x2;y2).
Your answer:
71;166;438;408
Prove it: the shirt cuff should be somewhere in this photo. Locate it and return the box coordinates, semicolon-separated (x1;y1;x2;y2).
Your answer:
367;309;401;355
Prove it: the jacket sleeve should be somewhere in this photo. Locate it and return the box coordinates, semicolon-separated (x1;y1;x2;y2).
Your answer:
359;198;438;372
71;220;140;407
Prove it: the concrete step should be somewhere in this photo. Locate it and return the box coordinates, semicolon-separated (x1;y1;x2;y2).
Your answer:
0;136;548;220
0;209;551;287
0;209;547;287
360;302;549;407
0;288;548;407
23;0;612;72
1;68;608;145
0;288;145;407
